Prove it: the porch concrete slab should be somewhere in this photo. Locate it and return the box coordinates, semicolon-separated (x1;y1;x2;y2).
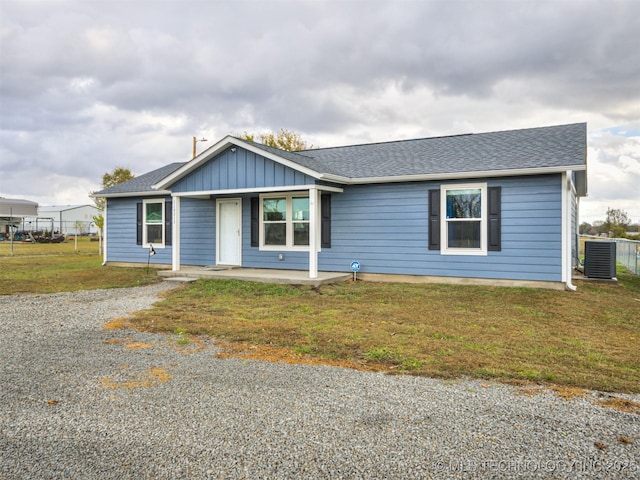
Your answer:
159;267;351;286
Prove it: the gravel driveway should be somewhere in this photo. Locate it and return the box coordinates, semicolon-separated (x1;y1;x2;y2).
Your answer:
1;282;638;479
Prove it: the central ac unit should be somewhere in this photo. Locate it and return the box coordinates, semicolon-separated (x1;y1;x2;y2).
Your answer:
584;241;616;279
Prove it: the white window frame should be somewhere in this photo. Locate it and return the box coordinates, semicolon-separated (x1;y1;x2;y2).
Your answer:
143;198;165;248
440;183;487;256
259;193;310;251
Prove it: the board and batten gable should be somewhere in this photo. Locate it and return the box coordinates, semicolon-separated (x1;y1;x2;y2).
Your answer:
234;174;563;282
170;147;317;193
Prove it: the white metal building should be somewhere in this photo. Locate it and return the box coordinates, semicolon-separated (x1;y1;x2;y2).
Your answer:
0;197;39;234
24;205;100;235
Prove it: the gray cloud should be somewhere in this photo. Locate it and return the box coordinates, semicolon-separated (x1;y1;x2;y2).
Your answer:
1;0;638;219
5;1;637;120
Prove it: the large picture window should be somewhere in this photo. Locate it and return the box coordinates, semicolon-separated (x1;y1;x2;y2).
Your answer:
441;183;487;255
261;194;309;249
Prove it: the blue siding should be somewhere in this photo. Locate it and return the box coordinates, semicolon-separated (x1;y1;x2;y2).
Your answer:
180;197;216;266
238;175;563;282
106;174;564;283
106;197;173;265
312;175;563;281
171;148;316;192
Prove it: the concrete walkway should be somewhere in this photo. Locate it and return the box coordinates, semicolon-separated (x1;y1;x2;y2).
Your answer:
158;266;351;286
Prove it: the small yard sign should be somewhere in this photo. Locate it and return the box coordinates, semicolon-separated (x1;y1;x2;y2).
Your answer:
350;260;360;281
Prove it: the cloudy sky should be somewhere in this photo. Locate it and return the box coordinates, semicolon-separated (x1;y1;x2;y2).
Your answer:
1;0;638;224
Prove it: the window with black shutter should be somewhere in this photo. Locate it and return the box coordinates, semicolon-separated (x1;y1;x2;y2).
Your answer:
137;199;171;247
428;189;440;250
136;202;143;245
487;187;501;251
250;193;332;249
165;201;172;246
321;194;331;248
433;184;501;255
250;197;259;247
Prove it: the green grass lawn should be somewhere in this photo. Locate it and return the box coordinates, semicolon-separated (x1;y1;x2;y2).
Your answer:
1;241;638;394
0;235;101;256
0;237;160;293
125;268;640;394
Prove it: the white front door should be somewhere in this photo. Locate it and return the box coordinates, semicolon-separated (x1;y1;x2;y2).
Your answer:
217;198;242;266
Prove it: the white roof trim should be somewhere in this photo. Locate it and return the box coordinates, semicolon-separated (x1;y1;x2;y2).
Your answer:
100;164;585;198
92;190;171;199
172;184;344;198
318;164;587;185
153;136;324;190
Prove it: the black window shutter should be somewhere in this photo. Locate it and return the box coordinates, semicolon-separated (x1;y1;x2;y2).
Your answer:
165;201;172;246
250;197;259;247
487;186;501;251
321;194;331;248
428;189;440;250
136;202;143;245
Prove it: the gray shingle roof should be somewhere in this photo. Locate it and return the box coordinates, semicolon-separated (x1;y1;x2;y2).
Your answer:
296;123;586;178
232;138;317;165
97;123;586;195
94;163;185;196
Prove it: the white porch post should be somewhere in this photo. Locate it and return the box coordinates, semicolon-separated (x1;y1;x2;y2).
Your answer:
102;199;108;265
563;171;577;291
308;186;318;279
172;196;181;271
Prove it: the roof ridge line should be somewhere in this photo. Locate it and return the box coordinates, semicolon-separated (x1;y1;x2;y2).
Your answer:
229;137;317;159
302;133;474;152
300;122;586;153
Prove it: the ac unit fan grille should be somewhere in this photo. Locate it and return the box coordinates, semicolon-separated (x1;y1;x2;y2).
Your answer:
584;241;616;279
